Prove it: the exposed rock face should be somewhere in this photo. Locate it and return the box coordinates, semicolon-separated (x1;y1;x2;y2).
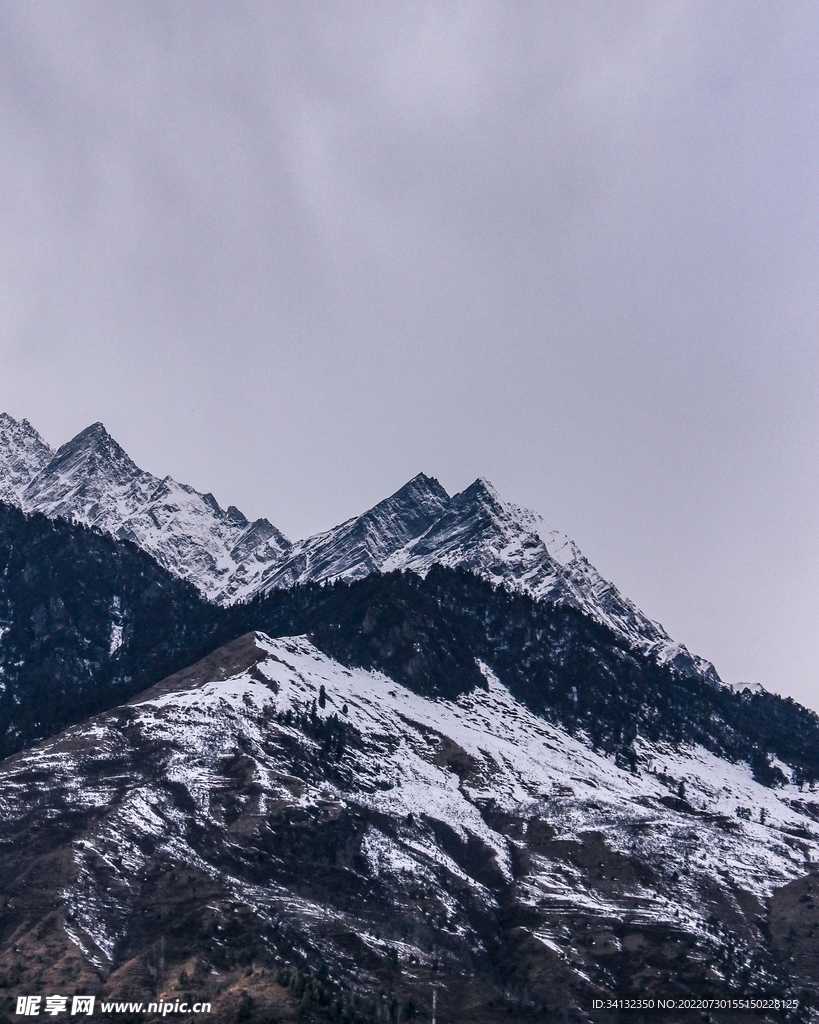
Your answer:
0;633;814;1022
251;472;451;593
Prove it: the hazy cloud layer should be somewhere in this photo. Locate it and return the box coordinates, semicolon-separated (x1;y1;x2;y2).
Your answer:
1;2;818;705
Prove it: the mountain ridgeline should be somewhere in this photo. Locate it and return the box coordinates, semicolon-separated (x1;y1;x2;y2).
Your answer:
0;413;718;686
1;499;817;787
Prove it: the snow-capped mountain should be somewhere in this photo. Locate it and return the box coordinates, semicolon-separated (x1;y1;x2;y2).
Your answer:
7;420;291;602
0;632;812;1020
0;414;717;683
385;478;719;684
0;413;54;504
251;475;718;685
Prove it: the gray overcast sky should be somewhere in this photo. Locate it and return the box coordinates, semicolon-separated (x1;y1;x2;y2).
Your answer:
1;2;818;707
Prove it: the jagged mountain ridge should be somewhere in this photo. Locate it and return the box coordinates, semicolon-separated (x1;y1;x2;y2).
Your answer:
0;415;719;686
248;472;452;596
10;420;291;601
0;413;716;684
379;478;719;685
0;631;815;1022
229;474;715;682
248;475;718;686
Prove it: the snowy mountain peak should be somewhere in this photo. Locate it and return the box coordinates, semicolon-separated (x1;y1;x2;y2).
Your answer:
243;471;452;599
1;419;292;603
0;413;54;504
73;420;116;444
440;476;506;520
469;475;502;502
23;421;143;512
225;503;248;524
394;471;450;510
59;420;131;463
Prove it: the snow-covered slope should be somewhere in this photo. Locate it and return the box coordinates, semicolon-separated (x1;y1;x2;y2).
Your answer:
15;421;291;601
399;479;721;684
0;413;54;504
0;632;812;1016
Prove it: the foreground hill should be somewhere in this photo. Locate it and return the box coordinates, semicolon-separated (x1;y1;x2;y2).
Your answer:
0;632;817;1023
